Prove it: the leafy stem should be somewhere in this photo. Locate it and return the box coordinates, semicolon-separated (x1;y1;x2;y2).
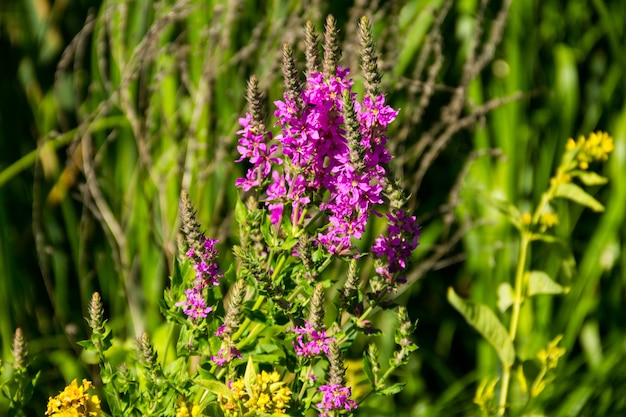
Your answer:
498;230;530;416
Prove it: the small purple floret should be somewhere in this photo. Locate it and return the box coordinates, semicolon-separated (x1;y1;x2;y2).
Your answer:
292;321;335;358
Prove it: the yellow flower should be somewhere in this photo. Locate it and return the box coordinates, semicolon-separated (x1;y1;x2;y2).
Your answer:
550;170;571;186
540;211;558;229
473;377;499;414
568;131;614;170
176;401;202;417
45;379;102;417
537;335;566;371
221;370;292;416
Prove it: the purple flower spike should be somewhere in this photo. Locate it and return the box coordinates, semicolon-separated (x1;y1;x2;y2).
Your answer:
372;210;420;287
188;237;223;287
178;236;223;320
316;384;357;416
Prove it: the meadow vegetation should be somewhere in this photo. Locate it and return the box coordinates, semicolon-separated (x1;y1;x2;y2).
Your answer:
1;0;625;416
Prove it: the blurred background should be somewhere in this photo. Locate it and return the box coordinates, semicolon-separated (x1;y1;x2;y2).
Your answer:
1;0;625;415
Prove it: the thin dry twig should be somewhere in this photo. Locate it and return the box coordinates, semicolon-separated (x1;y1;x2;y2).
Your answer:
409;91;525;200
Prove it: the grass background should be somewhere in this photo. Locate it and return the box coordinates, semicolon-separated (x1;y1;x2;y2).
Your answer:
1;0;625;415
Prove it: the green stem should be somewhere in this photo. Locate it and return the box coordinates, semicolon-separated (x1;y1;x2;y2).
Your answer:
232;294;265;341
297;364;313;402
358;361;399;405
236;321;269;349
530;366;548;397
498;231;530;416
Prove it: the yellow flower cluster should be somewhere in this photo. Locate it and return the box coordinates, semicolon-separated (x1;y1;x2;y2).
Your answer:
45;379;102;417
176;401;202;417
473;376;499;414
222;370;292;416
539;211;558;229
566;131;614;170
537;335;566;371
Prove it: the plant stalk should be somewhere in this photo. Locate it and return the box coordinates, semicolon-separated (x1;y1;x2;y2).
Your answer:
498;231;530;415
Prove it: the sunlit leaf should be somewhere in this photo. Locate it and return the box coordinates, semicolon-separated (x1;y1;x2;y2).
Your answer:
555;182;605;212
196;379;233;400
363;350;375;386
235;198;247;227
244;355;257;398
527;271;569;296
497;283;515;313
572;170;609;186
447;288;515;367
378;382;405;396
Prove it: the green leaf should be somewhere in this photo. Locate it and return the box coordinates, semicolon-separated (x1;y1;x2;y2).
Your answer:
497;283;515;313
530;233;565;244
250;353;283;364
571;170;609;186
378;382;406;396
280;236;299;251
196;379;233;400
527;271;569;296
260;215;275;247
244;355;257;398
223;264;236;283
447;288;515;368
76;340;95;350
555;182;605;212
362;350;375;386
22;371;39;404
242;306;269;324
235;198;247;227
171;254;183;287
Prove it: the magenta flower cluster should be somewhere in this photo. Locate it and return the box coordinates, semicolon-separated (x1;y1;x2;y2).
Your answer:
176;287;212;320
188;237;223;286
372;210;420;286
292;321;335;358
234;113;280;192
316;383;357;417
176;237;223;320
210;346;242;367
235;68;399;253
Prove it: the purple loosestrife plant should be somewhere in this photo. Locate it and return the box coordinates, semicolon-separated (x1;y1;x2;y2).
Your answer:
73;15;419;417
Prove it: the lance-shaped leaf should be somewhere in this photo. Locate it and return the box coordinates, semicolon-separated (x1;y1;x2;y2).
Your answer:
555;182;605;212
378;382;406;396
244;355;257;398
527;271;569;296
447;288;515;368
196;379;233;400
235;198;248;226
571;170;609;186
362;350;376;386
